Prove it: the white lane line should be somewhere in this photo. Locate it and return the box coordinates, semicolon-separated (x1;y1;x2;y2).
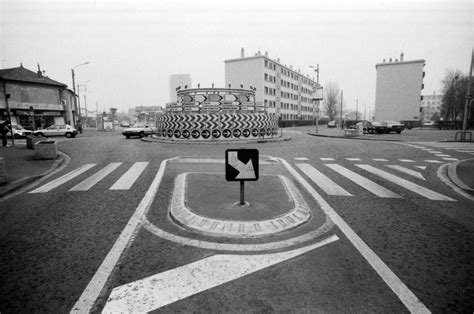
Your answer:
372;158;388;162
69;162;122;191
385;165;426;180
294;157;309;161
427;151;442;154
70;158;174;313
29;164;96;193
424;160;443;163
296;163;353;196
442;157;459;161
414;166;427;170
102;235;340;312
346;158;361;161
277;158;430;314
435;154;451;157
320;157;335;161
398;159;415;163
109;162;149;190
325;164;400;198
356;164;456;201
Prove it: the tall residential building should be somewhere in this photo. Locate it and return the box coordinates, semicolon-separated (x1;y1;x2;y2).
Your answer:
374;53;425;122
224;48;317;120
421;91;443;121
169;74;192;102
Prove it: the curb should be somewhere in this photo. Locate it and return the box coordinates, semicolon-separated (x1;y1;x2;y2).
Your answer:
437;159;474;201
307;132;403;142
141;135;292;144
0;151;68;200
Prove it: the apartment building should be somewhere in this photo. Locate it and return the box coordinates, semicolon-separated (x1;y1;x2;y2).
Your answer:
374;53;425;122
169;74;192;102
224;48;318;120
421;91;442;121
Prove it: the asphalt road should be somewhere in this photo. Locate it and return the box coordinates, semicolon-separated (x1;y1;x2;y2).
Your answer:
0;130;473;313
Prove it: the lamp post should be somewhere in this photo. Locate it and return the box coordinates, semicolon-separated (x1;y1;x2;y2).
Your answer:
462;49;473;140
309;64;320;133
71;62;90;129
77;81;89;128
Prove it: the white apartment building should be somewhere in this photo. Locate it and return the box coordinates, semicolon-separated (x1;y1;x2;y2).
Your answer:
374;53;425;122
421;91;442;121
169;74;192;102
224;49;318;120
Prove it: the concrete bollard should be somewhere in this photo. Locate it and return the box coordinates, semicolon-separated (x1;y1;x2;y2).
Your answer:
27;135;46;149
0;157;6;184
35;140;57;159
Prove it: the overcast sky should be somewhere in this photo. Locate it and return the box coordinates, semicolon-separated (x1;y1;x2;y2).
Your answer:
1;0;472;115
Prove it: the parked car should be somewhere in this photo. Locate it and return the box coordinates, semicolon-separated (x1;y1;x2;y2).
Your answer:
5;123;33;138
382;120;405;133
122;122;157;139
120;121;130;127
360;121;388;134
327;120;337;128
33;124;78;138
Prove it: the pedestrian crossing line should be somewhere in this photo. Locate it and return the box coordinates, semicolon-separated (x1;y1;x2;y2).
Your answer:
424;160;443;163
29;164;97;193
296;163;353;196
110;162;149;190
385;165;425;181
346;158;361;161
320;158;335;161
427;151;443;154
69;162;122;191
372;158;388;162
398;159;416;163
325;164;401;198
355;164;456;201
435;154;451;157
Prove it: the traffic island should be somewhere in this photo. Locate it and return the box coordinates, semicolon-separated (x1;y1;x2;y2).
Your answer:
169;172;311;238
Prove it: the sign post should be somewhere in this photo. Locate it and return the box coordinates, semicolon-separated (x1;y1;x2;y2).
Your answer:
225;149;259;205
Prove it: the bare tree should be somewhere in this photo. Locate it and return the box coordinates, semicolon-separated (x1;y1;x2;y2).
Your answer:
323;81;339;120
440;70;469;121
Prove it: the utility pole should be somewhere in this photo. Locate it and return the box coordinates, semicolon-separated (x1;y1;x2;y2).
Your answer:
309;64;320;133
461;48;473;140
340;90;344;129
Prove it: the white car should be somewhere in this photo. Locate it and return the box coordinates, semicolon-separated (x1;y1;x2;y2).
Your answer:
122;122;157;139
4;123;33;138
33;124;78;138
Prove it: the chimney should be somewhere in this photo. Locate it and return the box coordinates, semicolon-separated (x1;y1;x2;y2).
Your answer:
389;58;393;62
241;47;245;58
265;51;268;57
37;63;42;77
400;52;404;62
383;59;386;63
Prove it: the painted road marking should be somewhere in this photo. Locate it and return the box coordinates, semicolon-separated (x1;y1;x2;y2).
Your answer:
442;157;459;161
325;164;401;198
414;166;427;170
372;158;388;162
294;157;309;161
398;159;415;163
70;158;174;313
356;164;456;201
320;157;335;161
385;165;426;180
69;162;122;191
297;163;353;196
424;160;443;163
435;154;451;157
29;164;96;193
110;162;149;190
346;158;361;161
277;158;430;314
102;235;339;312
427;151;442;154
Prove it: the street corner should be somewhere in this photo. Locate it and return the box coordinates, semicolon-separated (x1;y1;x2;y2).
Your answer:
142;155;334;253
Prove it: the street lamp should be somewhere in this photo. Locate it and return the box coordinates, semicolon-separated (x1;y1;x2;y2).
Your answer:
71;61;90;129
309;64;320;133
461;49;473;140
77;80;90;128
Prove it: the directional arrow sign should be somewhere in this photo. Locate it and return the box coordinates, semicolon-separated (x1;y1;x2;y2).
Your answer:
225;149;259;181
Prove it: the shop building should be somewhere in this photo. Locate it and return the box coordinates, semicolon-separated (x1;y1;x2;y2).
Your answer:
421;91;442;121
224;48;318;120
0;64;75;130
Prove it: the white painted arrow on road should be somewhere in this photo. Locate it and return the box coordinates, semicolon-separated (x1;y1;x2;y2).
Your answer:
102;235;339;312
228;151;256;179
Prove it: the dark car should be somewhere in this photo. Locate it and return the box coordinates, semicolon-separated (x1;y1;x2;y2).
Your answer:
382;120;405;133
361;121;388;134
327;120;337;128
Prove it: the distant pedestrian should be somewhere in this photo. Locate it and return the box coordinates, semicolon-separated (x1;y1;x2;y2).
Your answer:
1;119;11;146
77;120;83;134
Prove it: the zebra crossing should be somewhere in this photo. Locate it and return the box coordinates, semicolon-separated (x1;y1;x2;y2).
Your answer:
406;142;474;156
28;157;456;202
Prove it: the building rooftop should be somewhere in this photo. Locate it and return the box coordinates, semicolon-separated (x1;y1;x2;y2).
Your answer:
375;59;425;68
0;65;67;87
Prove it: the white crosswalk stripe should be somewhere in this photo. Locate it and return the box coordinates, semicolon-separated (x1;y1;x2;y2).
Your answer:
355;164;456;201
385;165;425;180
29;164;97;193
110;162;149;190
296;163;353;196
325;164;401;198
69;163;122;191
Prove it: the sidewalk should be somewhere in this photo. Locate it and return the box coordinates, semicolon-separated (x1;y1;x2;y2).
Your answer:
0;127;473;200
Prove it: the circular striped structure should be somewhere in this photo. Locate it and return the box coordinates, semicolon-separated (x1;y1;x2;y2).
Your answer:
157;88;279;141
